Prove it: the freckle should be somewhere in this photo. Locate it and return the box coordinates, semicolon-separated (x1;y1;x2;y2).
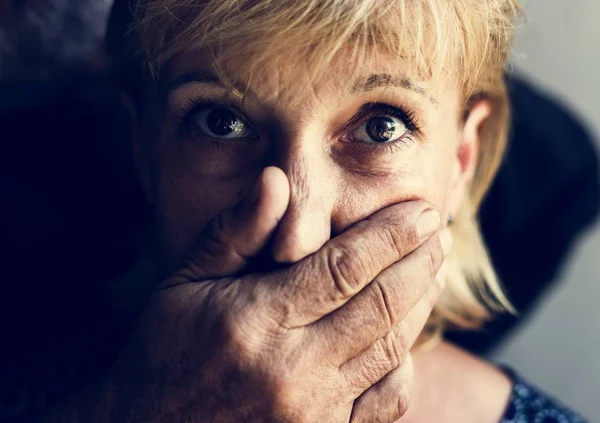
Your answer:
237;190;243;197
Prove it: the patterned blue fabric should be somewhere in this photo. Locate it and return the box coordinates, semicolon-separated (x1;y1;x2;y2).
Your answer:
501;369;589;423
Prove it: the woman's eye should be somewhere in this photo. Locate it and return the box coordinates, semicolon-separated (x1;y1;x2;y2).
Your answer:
352;116;409;144
189;107;255;139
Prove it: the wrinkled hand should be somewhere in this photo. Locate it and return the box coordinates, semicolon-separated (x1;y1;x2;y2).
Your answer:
84;167;451;423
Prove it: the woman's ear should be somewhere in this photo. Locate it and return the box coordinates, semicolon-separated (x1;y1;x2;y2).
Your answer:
446;99;492;217
122;93;154;203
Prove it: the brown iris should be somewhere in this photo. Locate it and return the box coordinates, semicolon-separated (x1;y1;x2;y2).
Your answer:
206;109;240;136
366;117;397;143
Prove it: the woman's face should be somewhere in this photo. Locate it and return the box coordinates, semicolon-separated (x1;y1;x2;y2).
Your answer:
135;49;489;271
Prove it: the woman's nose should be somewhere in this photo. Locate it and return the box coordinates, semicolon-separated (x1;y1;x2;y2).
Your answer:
270;146;334;263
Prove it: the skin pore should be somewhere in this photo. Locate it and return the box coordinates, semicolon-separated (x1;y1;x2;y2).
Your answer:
132;49;512;422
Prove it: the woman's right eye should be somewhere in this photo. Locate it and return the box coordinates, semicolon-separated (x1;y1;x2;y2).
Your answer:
188;106;256;139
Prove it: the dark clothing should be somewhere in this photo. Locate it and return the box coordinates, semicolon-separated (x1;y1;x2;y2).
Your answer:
501;368;588;423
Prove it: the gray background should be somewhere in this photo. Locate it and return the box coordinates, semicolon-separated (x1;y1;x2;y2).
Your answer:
491;0;600;419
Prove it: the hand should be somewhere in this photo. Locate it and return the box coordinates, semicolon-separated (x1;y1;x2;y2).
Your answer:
80;166;450;423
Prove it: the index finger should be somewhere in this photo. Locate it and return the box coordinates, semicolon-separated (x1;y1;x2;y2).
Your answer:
266;200;441;328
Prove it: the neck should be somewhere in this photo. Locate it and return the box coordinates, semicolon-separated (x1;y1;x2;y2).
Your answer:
399;341;512;423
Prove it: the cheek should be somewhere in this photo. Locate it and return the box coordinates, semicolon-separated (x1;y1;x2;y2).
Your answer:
151;140;260;270
331;146;451;234
154;175;232;271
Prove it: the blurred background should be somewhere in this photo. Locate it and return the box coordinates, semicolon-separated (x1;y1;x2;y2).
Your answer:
0;0;599;421
492;0;600;419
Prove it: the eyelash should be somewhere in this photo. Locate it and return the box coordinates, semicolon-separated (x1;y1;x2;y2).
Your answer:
177;96;246;129
176;97;422;152
339;102;421;153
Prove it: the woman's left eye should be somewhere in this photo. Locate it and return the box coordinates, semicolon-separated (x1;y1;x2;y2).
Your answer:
352;115;409;144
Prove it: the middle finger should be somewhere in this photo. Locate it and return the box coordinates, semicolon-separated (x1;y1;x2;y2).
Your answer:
306;229;452;366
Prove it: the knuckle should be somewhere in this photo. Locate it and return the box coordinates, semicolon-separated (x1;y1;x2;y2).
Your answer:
222;305;291;365
378;331;405;371
326;246;368;300
375;202;424;250
370;280;397;332
190;213;246;271
219;310;263;360
419;239;443;280
383;220;416;260
220;312;247;346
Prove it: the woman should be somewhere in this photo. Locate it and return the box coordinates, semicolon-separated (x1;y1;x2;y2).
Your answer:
33;0;586;422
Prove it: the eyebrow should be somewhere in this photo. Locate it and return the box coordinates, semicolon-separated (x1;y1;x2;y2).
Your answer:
352;74;438;105
167;70;225;93
167;71;437;105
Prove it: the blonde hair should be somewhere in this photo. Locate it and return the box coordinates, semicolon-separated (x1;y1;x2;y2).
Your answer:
108;0;522;340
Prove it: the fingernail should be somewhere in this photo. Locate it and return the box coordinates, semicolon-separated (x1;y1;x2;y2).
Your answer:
417;209;441;240
439;228;454;256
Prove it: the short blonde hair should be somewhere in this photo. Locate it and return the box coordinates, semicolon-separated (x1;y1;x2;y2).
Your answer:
108;0;522;341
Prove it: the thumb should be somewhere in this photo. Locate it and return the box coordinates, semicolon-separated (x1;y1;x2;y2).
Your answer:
178;167;290;281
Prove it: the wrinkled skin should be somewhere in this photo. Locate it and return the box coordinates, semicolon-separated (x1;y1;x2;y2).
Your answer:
46;47;492;422
88;183;450;422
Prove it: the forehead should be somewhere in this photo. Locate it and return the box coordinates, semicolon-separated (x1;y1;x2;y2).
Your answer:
166;48;454;107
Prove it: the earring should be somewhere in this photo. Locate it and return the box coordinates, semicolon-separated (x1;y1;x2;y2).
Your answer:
447;214;456;225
